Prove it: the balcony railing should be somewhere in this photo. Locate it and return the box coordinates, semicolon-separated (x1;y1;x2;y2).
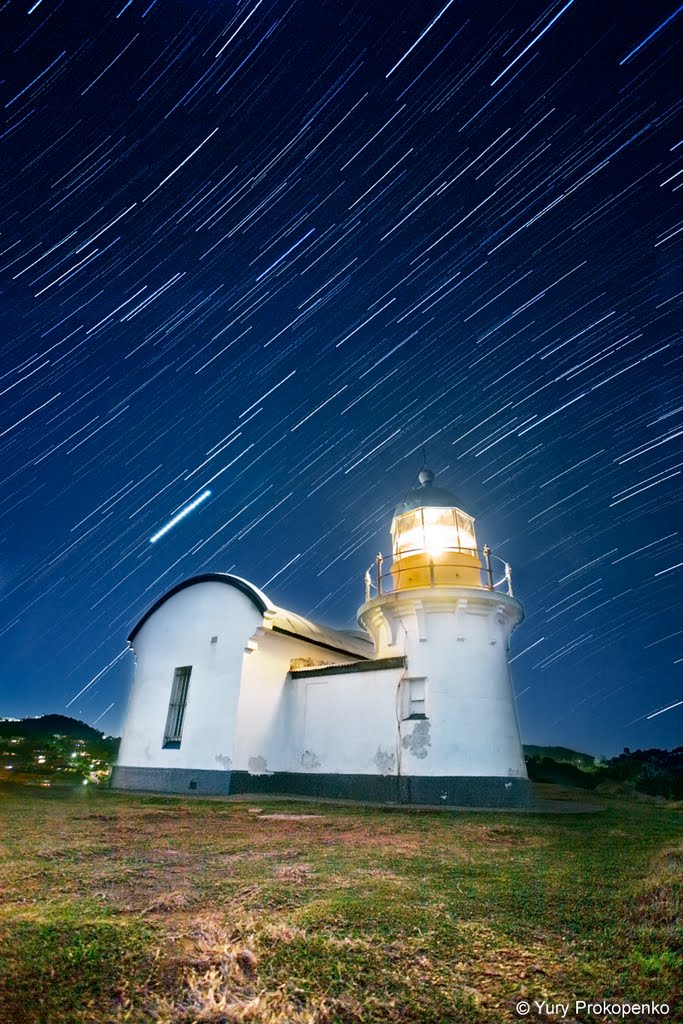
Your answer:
363;545;514;602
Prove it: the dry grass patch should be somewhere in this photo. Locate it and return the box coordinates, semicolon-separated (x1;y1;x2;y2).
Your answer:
624;840;683;1009
633;841;683;935
152;914;260;1023
150;914;365;1024
274;863;314;883
448;921;614;1015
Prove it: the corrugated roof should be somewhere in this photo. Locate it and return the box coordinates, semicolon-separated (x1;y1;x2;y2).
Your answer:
267;607;373;660
290;656;405;678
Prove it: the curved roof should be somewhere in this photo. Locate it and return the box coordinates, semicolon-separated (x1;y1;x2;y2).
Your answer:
128;573;271;642
127;572;372;659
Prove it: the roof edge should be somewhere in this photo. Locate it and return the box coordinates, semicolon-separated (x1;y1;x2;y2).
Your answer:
271;625;371;661
128;573;272;643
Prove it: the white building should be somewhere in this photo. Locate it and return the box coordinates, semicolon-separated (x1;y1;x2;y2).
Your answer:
112;469;530;806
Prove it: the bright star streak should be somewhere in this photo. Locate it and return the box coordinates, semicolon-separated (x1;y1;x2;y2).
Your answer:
92;702;116;725
386;0;456;78
66;649;128;708
647;700;683;720
491;0;576;86
619;3;683;64
149;489;212;543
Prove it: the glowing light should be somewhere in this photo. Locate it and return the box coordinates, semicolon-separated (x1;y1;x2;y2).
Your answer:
149;489;212;543
393;507;477;558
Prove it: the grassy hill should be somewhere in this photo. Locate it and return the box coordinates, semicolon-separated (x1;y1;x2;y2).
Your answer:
0;785;680;1023
523;744;597;766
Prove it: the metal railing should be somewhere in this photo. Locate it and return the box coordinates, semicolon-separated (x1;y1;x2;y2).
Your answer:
363;544;514;602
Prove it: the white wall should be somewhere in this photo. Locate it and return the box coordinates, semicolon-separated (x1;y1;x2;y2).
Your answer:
233;633;404;777
359;588;527;779
117;581;262;773
283;665;404;775
232;628;366;774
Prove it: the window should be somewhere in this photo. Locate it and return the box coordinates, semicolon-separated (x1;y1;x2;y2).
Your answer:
392;506;477;556
163;666;192;748
404;677;427;720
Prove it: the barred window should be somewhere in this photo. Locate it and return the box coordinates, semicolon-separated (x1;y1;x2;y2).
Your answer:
163;666;192;748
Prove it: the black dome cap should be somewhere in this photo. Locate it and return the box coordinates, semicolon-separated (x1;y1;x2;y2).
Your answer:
393;467;461;518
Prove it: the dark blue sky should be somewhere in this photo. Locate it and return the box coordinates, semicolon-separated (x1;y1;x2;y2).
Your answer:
1;0;681;756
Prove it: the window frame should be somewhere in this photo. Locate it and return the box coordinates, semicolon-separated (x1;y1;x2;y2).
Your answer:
163;666;192;748
403;676;428;721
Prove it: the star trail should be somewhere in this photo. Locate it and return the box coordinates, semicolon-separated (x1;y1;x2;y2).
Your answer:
0;0;681;756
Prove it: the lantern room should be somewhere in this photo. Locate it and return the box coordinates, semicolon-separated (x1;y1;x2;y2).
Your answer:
390;468;483;590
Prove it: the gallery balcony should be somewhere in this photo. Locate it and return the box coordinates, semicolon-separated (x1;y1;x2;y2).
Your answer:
363;545;514;600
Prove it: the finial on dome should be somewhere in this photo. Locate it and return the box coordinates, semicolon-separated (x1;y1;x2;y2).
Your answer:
418;467;434;487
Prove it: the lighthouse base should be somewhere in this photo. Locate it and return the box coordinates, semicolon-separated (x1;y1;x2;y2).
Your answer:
112;765;532;808
229;772;533;808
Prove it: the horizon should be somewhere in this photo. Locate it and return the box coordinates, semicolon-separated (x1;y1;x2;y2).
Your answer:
4;711;683;761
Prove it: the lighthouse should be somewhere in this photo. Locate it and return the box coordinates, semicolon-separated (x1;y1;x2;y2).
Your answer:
357;468;530;807
113;464;530;807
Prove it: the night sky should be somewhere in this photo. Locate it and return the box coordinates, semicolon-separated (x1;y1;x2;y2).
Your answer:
1;0;681;757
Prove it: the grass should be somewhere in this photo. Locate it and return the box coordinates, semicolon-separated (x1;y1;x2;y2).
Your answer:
0;784;680;1023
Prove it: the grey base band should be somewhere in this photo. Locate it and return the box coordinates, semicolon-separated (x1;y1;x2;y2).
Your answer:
111;765;532;807
110;765;232;795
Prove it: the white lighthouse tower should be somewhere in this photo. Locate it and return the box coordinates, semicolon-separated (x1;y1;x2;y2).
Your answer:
357;467;530;807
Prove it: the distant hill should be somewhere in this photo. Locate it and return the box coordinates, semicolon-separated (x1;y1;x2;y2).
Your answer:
0;714;118;742
0;714;120;785
523;744;597;767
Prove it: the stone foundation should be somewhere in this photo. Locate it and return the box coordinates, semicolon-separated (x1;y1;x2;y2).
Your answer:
111;764;532;807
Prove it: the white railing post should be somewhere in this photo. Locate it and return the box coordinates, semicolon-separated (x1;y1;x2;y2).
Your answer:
483;544;494;590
